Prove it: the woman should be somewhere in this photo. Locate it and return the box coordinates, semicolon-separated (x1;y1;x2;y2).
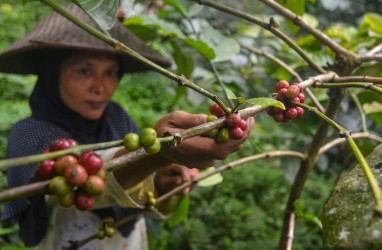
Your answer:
0;4;254;249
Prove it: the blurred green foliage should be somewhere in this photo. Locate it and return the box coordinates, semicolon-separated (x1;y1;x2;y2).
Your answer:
0;0;382;249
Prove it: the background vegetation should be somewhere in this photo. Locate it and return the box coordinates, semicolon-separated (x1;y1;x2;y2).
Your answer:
1;0;382;249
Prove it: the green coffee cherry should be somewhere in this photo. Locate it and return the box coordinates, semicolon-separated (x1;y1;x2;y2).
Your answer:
140;128;157;147
123;133;141;151
215;128;230;144
144;138;161;154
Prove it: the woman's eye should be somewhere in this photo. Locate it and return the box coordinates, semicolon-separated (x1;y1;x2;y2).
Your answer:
78;68;91;76
107;69;119;78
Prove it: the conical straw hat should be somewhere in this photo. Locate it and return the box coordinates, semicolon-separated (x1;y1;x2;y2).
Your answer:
0;4;171;75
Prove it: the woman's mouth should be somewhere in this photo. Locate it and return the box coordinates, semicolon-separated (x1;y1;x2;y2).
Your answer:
86;101;104;109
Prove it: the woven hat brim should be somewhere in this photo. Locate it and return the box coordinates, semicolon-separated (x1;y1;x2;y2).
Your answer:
0;4;171;75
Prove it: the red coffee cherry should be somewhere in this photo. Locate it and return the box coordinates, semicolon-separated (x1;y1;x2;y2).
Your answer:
296;107;304;117
237;119;248;131
84;175;105;196
285;107;298;120
81;153;103;175
273;107;284;114
35;159;56;180
266;107;274;116
276;88;288;102
292;83;303;93
49;138;71;152
273;113;285;123
226;113;242;128
64;164;88;186
230;127;244;140
210;103;225;118
276;80;290;92
286;85;300;99
297;93;306;103
54;155;78;175
75;191;94;211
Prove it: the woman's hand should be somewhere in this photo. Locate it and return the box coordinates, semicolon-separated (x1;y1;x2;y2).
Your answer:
154;111;255;169
155;164;199;195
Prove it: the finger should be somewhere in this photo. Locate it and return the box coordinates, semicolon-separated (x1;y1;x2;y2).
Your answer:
169;111;208;129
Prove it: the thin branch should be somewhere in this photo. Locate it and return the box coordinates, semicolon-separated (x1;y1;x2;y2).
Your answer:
366;43;382;55
358;54;382;62
241;44;325;112
190;0;326;74
259;0;352;58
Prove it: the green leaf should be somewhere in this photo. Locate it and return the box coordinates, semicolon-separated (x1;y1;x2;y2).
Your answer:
167;195;190;227
199;24;240;62
225;88;237;100
198;167;224;187
363;101;382;114
237;97;247;104
72;0;119;31
183;38;215;60
171;41;194;78
246;98;285;109
276;0;305;15
164;0;187;16
363;13;382;35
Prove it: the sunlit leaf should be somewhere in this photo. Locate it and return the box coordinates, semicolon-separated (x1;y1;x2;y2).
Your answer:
198;167;224;187
167;195;189;227
246;98;285;109
226;88;237;100
363;13;382;35
363;101;382;114
237;97;247;104
72;0;119;31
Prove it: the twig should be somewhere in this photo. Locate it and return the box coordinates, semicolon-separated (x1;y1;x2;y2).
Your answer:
240;44;325;112
258;0;352;59
189;0;326;74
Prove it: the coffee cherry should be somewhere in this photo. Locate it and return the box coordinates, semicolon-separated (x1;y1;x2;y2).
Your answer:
49;176;73;196
79;152;103;175
230;127;244;140
66;139;78;147
215;128;230;144
293;83;303;93
296;107;304;117
291;97;300;103
105;226;117;237
84;175;105;196
144;138;161;154
96;168;108;181
207;114;218;122
96;230;106;240
273;113;285;123
286;85;300;99
285;107;298;120
266;107;274;116
276;88;288;102
205;128;219;138
74;191;94;211
276;80;290;92
226;113;242;128
123;133;141;152
35;159;56;180
210;103;225;118
297;93;306;103
237;119;248;131
49;138;71;152
273;107;284;114
58;192;75;208
140;128;157;148
55;155;78;175
64;164;88;186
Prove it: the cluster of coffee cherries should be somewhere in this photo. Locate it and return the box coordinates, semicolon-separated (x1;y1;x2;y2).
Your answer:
96;217;117;239
206;103;248;143
35;138;107;211
266;80;305;122
123;128;161;154
145;191;157;211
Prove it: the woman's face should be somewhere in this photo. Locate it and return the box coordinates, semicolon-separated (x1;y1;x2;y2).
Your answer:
59;51;120;120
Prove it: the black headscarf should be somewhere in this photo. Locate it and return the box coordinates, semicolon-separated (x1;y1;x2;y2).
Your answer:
1;51;142;246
